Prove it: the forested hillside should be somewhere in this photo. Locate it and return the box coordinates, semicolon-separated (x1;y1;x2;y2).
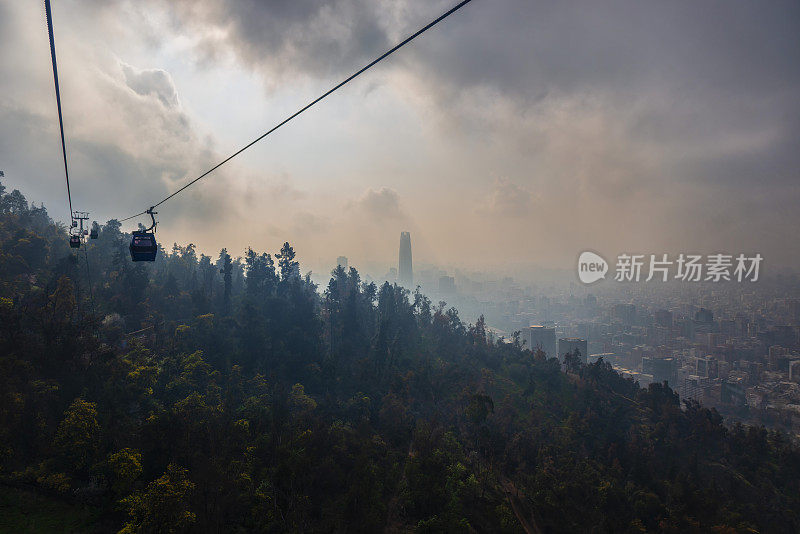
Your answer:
1;182;798;533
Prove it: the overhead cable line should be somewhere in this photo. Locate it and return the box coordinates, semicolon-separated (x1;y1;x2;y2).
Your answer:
119;0;474;223
44;0;74;222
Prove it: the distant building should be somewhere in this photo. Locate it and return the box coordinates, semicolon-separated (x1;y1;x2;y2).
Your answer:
718;360;731;380
337;256;348;270
558;337;588;364
740;361;763;384
790;299;800;324
767;345;797;371
695;308;714;324
613;304;636;325
680;375;708;401
529;326;556;359
642;356;678;386
590;352;616;364
773;325;795;347
614;366;653;387
721;378;746;406
692;307;714;337
655;309;673;328
790;360;800;382
438;275;455;294
696;356;718;379
399;232;413;288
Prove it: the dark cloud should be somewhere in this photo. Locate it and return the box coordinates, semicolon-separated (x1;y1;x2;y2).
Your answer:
402;0;800;188
165;0;394;81
406;0;800;99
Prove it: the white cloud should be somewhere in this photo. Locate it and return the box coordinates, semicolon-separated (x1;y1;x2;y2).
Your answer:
121;63;179;108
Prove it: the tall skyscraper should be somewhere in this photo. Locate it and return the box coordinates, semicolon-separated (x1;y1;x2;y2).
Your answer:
399;231;413;288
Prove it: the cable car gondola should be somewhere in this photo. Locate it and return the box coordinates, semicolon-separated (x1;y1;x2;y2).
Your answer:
129;209;158;262
69;235;81;248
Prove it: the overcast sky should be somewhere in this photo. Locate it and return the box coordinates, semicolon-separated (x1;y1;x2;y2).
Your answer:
1;0;798;274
